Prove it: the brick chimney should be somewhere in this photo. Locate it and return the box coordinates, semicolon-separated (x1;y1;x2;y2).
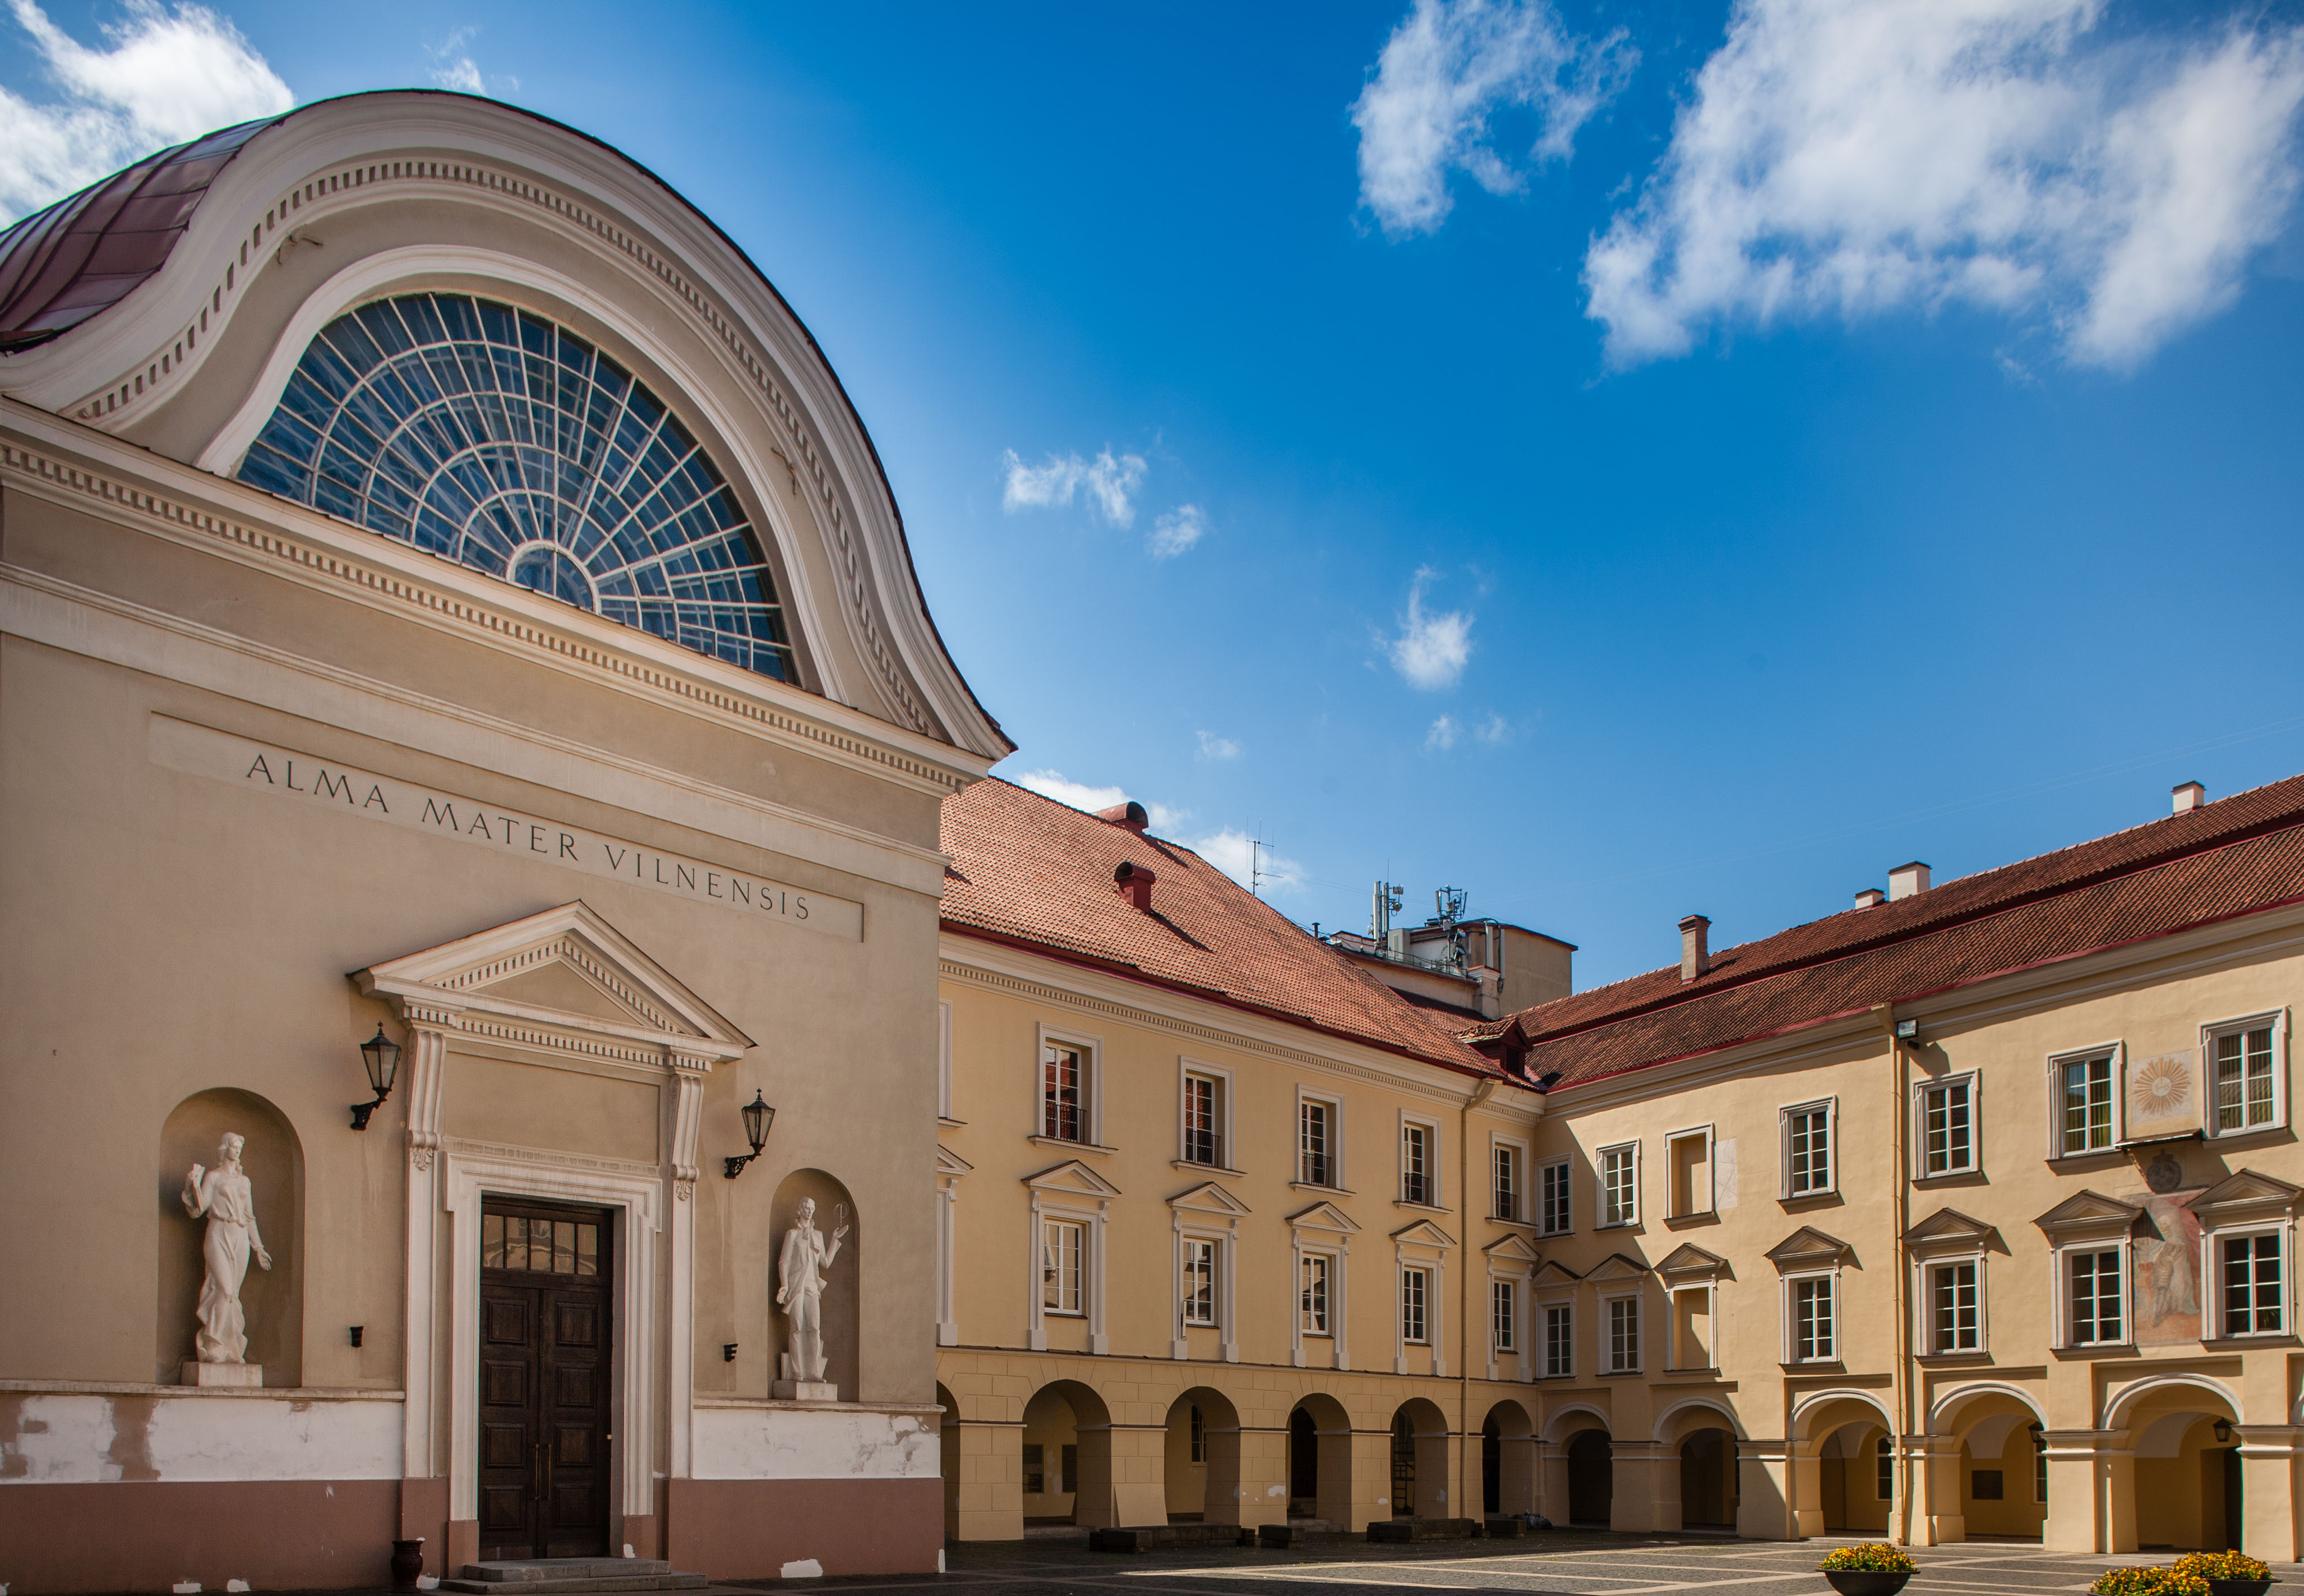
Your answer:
1096;801;1149;833
2172;781;2205;814
1889;861;1931;901
1114;861;1157;911
1679;915;1710;982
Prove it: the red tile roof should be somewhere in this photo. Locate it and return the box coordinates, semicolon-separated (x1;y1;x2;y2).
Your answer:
1478;775;2304;1091
941;778;1498;1076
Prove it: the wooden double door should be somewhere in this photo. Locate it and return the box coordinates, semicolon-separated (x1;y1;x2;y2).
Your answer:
479;1198;613;1560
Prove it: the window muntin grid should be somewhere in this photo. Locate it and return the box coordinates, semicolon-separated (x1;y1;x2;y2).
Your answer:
1183;1238;1217;1326
1606;1295;1640;1372
1401;1267;1429;1344
1493;1145;1520;1221
1401;1122;1433;1205
1543;1304;1572;1377
1600;1143;1636;1226
1492;1280;1516;1353
1792;1276;1835;1362
1923;1079;1974;1175
1042;1219;1084;1314
1931;1260;1980;1352
238;292;796;681
2060;1054;2116;1154
2221;1232;2284;1336
1540;1160;1572;1234
1300;1254;1331;1335
1785;1105;1832;1195
1042;1044;1084;1142
2067;1248;2123;1344
2214;1025;2277;1133
1300;1100;1334;1187
1183;1074;1220;1166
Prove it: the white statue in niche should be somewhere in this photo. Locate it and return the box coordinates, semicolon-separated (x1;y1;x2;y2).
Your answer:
773;1197;847;1399
181;1132;271;1369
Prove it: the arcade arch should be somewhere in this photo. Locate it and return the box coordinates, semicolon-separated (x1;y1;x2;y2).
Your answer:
1164;1386;1243;1523
1482;1400;1535;1517
1021;1379;1112;1527
1389;1397;1451;1518
1288;1392;1354;1527
1657;1401;1742;1532
2113;1378;2244;1552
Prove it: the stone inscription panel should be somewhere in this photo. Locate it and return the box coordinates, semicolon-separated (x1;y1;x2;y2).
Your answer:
150;716;864;940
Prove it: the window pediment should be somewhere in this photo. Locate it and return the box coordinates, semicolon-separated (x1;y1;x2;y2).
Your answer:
1170;1179;1251;1217
1585;1251;1650;1283
2191;1169;2302;1228
1286;1200;1359;1235
1024;1159;1122;1200
1766;1226;1853;1273
1903;1207;2002;1255
2033;1189;2143;1243
1483;1232;1541;1265
936;1145;973;1179
1391;1218;1457;1253
1531;1258;1583;1286
1656;1243;1730;1282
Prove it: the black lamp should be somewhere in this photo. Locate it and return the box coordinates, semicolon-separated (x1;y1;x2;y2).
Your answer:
2214;1418;2234;1445
351;1023;401;1131
725;1090;774;1178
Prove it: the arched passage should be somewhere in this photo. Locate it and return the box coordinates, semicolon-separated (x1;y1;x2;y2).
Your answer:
2110;1380;2243;1552
936;1383;961;1539
1390;1397;1451;1519
1164;1386;1242;1523
1289;1393;1352;1527
1022;1380;1114;1527
1655;1401;1743;1533
1928;1386;2048;1544
1483;1400;1535;1516
1566;1426;1613;1527
1790;1392;1897;1539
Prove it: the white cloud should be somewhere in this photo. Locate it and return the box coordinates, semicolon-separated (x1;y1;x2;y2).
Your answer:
1584;0;2304;370
0;0;293;223
1352;0;1635;238
428;28;486;94
1148;502;1207;558
1387;567;1474;690
1000;448;1148;527
1426;714;1460;750
1184;828;1304;896
1195;730;1241;761
1011;768;1186;832
1475;712;1511;744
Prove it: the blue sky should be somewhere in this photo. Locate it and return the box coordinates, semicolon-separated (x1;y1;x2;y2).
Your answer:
8;0;2304;990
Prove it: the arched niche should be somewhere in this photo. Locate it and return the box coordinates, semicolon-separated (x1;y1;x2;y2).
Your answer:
767;1168;858;1399
156;1087;303;1385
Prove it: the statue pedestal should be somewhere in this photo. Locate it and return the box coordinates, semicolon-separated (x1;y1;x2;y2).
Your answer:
772;1380;837;1403
182;1361;262;1388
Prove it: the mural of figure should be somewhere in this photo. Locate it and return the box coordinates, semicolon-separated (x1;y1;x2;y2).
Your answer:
776;1196;847;1383
181;1132;271;1363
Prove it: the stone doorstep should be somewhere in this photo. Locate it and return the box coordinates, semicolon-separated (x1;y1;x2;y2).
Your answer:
460;1563;675;1581
440;1561;707;1595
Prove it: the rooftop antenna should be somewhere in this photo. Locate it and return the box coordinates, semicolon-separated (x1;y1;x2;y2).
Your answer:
1372;879;1403;939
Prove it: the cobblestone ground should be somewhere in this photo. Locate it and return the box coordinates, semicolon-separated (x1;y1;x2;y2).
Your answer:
719;1530;2199;1596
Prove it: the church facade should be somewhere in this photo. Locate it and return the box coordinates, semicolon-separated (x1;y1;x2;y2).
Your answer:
0;93;1007;1592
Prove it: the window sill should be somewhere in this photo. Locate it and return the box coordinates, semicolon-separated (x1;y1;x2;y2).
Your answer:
2051;1342;2138;1360
1657;1366;1724;1381
2199;1333;2300;1349
1912;1169;1987;1188
1290;1180;1354;1196
1043;1310;1088;1320
1594;1220;1642;1232
2203;1124;2296;1148
937;1115;967;1128
1779;1191;1844;1211
1486;1216;1539;1230
1540;1228;1575;1241
1599;1368;1645;1379
1174;1159;1246;1177
1915;1350;1993;1366
1780;1360;1845;1374
2046;1148;2129;1169
1394;1199;1452;1214
1030;1135;1116;1155
1664;1211;1720;1229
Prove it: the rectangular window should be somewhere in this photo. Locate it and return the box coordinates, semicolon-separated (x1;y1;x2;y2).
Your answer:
1493;1144;1522;1221
2060;1053;2116;1154
1784;1103;1834;1196
2222;1233;2284;1336
1607;1295;1640;1372
1540;1159;1572;1235
1300;1254;1331;1335
1022;1442;1045;1495
1041;1218;1084;1316
1189;1404;1206;1463
2067;1248;2125;1345
1600;1142;1638;1226
1877;1437;1894;1501
1300;1099;1335;1187
1183;1073;1221;1166
1921;1078;1975;1175
1183;1238;1217;1327
1793;1276;1835;1362
1062;1443;1078;1494
1042;1041;1086;1142
1971;1470;2004;1501
2213;1023;2278;1134
1929;1260;1980;1353
1492;1280;1517;1353
1401;1267;1429;1345
2034;1428;2047;1504
1544;1303;1572;1377
1401;1121;1433;1205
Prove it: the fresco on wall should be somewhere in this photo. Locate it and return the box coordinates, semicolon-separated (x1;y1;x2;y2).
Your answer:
2127;1150;2205;1345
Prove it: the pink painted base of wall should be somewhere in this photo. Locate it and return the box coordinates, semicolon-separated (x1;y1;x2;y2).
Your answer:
666;1478;941;1577
0;1479;399;1594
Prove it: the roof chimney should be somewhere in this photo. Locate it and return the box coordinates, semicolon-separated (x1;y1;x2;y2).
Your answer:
1888;861;1931;901
1096;800;1149;834
1854;888;1886;910
1114;860;1158;911
2172;781;2205;814
1679;914;1710;982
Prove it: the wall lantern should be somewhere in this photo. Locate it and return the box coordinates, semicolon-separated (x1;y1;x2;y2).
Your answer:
724;1090;775;1178
2214;1418;2234;1445
350;1023;401;1131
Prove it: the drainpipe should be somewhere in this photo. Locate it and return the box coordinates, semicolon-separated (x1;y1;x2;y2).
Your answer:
1461;1076;1498;1523
1874;1004;1915;1547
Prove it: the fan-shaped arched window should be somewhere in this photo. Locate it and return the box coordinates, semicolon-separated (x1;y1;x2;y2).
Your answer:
236;292;796;681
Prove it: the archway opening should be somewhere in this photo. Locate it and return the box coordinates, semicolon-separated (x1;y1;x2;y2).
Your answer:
1818;1422;1890;1534
936;1383;961;1540
1022;1380;1112;1528
1165;1387;1242;1524
1483;1401;1534;1517
2132;1406;2242;1551
1679;1427;1738;1529
1290;1394;1352;1526
1567;1427;1613;1527
1938;1397;2047;1543
1391;1399;1451;1519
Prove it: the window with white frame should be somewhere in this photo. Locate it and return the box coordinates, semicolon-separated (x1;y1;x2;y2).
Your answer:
2055;1050;2118;1155
1789;1274;1836;1362
1401;1119;1436;1205
1182;1237;1217;1327
1182;1070;1224;1167
1928;1260;1981;1353
1918;1075;1977;1176
1599;1142;1638;1226
1492;1279;1517;1353
938;1000;953;1120
1042;1039;1089;1142
1493;1142;1523;1221
1401;1267;1430;1344
1543;1302;1572;1377
1300;1096;1337;1187
2208;1016;2283;1137
2219;1230;2285;1337
2065;1248;2125;1345
1783;1101;1834;1197
1540;1157;1572;1234
1605;1293;1640;1372
1042;1218;1085;1315
1300;1253;1332;1336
